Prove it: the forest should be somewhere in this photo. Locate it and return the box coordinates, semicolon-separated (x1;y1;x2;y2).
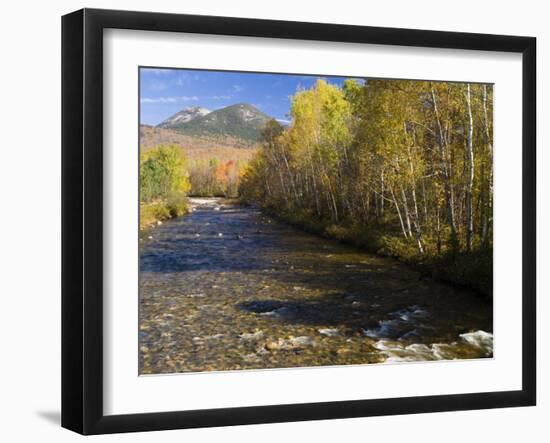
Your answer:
187;157;246;197
139;144;246;229
239;79;493;296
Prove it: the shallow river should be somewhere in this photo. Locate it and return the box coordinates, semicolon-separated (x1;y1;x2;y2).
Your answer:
139;198;493;374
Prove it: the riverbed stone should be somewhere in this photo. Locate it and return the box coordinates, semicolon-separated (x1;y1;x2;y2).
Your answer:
318;328;340;337
139;198;494;375
239;330;264;341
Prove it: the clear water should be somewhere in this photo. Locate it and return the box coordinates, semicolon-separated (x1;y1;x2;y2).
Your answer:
139;198;493;374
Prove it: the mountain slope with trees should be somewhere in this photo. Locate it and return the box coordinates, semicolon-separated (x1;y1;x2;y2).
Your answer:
158;103;273;142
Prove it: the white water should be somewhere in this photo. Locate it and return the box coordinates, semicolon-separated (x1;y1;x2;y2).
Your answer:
374;330;494;363
459;330;493;354
362;305;429;339
361;305;493;362
188;197;223;210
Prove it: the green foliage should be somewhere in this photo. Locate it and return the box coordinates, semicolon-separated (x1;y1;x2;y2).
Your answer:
140;202;171;230
140;145;190;202
188;157;246;197
240;78;494;296
430;249;493;296
139;145;191;229
165;193;189;217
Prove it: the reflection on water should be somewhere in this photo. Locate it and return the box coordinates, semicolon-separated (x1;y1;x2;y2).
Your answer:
139;198;493;374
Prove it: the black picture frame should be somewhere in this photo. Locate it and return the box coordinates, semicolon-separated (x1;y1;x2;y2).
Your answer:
62;8;536;435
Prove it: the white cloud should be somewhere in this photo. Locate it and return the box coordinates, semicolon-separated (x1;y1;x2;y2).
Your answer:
175;72;190;86
232;84;244;93
142;68;171;75
149;81;168;91
211;95;232;100
140;96;199;104
276;118;291;124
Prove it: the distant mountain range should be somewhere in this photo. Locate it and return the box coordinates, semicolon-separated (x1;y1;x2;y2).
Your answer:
155;103;274;142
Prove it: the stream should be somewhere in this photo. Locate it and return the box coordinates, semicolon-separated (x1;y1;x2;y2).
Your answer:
139;198;493;374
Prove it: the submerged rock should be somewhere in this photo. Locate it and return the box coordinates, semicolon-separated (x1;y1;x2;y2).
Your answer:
203;333;224;340
363;305;430;339
318;328;340;337
264;336;317;351
290;336;316;347
265;341;279;351
239;330;264;341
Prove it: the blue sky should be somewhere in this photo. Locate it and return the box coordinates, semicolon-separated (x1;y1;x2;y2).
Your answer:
139;67;362;126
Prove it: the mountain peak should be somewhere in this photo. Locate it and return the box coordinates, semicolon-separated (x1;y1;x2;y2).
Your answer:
156;103;273;142
157;106;210;128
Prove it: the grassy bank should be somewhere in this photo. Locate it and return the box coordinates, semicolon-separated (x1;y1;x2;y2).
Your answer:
140;144;191;231
140;196;189;231
251;203;492;297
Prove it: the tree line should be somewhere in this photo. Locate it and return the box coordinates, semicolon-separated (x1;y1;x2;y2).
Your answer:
188;158;245;198
140;145;191;229
240;79;493;295
139;145;246;229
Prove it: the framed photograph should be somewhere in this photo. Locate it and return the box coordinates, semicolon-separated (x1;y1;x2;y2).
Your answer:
62;8;536;434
